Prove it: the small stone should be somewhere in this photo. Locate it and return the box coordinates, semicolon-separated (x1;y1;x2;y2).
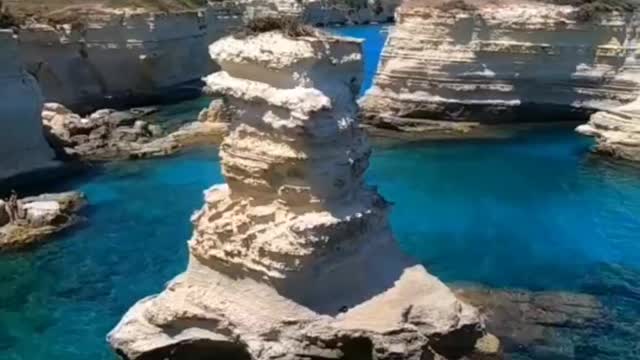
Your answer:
147;124;163;137
474;333;501;357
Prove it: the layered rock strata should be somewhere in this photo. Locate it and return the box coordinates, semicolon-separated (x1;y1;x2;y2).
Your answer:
18;4;243;113
108;31;494;360
0;29;60;183
576;101;640;161
0;191;87;250
360;0;640;129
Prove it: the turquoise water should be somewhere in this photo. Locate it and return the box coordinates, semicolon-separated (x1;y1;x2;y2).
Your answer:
1;130;640;359
1;25;640;360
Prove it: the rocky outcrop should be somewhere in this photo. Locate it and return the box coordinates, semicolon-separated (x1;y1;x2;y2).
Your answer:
108;30;495;360
43;101;228;161
576;100;640;161
43;103;178;160
360;0;640;129
0;191;87;250
240;0;399;25
0;29;60;184
17;4;243;113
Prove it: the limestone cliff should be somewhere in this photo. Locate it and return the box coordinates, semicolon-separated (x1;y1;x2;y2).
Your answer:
360;0;640;128
0;30;59;183
17;4;243;113
576;99;640;161
108;30;496;360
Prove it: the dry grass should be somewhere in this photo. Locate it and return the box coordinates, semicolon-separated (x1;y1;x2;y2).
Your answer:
2;0;209;18
235;16;316;38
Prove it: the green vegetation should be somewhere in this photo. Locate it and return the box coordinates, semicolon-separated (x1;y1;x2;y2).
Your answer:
544;0;638;21
0;1;20;28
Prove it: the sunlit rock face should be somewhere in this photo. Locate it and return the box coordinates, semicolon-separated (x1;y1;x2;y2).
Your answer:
0;30;59;183
577;99;640;162
17;5;242;113
108;30;495;360
360;0;640;126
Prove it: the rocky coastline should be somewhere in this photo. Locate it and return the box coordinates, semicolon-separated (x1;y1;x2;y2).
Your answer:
360;0;640;131
107;29;497;360
0;191;87;251
5;0;399;114
577;102;640;162
42;100;229;161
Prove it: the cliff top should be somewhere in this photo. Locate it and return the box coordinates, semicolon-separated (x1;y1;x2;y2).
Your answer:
2;0;212;19
402;0;639;21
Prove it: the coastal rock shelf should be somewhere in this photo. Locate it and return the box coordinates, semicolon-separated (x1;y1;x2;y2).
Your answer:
108;30;496;359
0;30;60;184
43;101;228;161
360;0;640;128
0;191;87;250
577;102;640;162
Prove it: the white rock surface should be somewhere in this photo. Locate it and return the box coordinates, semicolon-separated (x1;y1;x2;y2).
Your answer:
360;0;640;127
0;29;59;183
108;31;494;360
577;99;640;161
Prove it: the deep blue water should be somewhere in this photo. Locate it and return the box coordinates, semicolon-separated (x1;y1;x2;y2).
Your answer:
328;25;390;95
1;25;640;360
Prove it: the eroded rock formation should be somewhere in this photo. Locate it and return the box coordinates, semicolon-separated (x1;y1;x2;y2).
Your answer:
108;30;496;360
0;191;87;250
0;29;60;184
360;0;640;130
576;101;640;161
43;101;228;161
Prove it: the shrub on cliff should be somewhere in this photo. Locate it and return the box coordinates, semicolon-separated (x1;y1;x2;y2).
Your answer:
238;16;316;38
436;0;478;11
0;1;20;28
544;0;638;21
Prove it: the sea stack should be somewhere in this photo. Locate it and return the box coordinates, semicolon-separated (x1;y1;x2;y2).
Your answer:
108;28;494;360
360;0;640;129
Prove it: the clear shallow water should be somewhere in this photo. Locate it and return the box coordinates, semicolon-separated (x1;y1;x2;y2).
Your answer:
2;24;640;360
1;130;640;360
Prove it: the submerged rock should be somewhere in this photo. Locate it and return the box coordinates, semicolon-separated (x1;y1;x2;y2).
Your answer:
360;0;640;129
108;30;496;360
0;191;87;251
456;287;605;359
